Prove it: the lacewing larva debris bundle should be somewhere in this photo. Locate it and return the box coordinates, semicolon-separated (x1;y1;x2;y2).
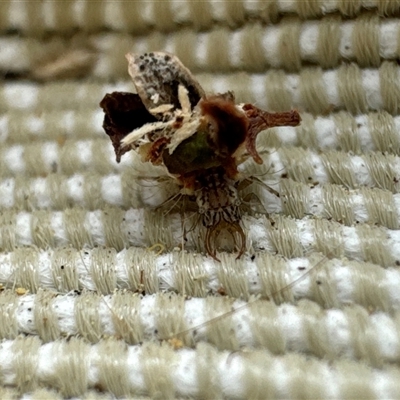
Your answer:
100;52;301;260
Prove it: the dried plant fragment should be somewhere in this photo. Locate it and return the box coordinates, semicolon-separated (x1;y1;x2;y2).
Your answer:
126;52;205;112
100;52;301;260
243;104;301;164
100;92;157;162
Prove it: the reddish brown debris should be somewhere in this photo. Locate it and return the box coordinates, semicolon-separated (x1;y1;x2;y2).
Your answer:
243;104;301;164
146;137;171;165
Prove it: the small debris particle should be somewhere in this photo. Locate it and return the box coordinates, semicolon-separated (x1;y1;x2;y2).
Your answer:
16;287;27;296
168;338;184;350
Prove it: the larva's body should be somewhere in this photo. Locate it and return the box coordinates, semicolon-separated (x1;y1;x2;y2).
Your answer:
196;167;241;229
100;52;301;259
194;167;245;259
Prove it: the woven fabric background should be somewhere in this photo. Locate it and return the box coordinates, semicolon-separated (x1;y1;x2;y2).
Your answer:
1;1;400;398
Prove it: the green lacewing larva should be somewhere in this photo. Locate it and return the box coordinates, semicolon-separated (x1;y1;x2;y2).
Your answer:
100;52;301;260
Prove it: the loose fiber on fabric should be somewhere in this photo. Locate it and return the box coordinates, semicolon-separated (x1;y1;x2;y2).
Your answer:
3;1;400;398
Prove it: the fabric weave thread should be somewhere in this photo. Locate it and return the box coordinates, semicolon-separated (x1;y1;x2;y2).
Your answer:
2;1;400;398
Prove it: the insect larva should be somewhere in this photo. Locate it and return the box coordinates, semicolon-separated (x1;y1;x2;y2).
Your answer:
100;51;301;259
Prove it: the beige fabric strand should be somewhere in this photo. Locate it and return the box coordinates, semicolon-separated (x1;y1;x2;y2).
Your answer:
3;17;400;78
1;338;400;398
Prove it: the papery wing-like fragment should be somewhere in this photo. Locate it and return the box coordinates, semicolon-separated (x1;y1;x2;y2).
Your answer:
99;92;157;162
126;52;205;113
